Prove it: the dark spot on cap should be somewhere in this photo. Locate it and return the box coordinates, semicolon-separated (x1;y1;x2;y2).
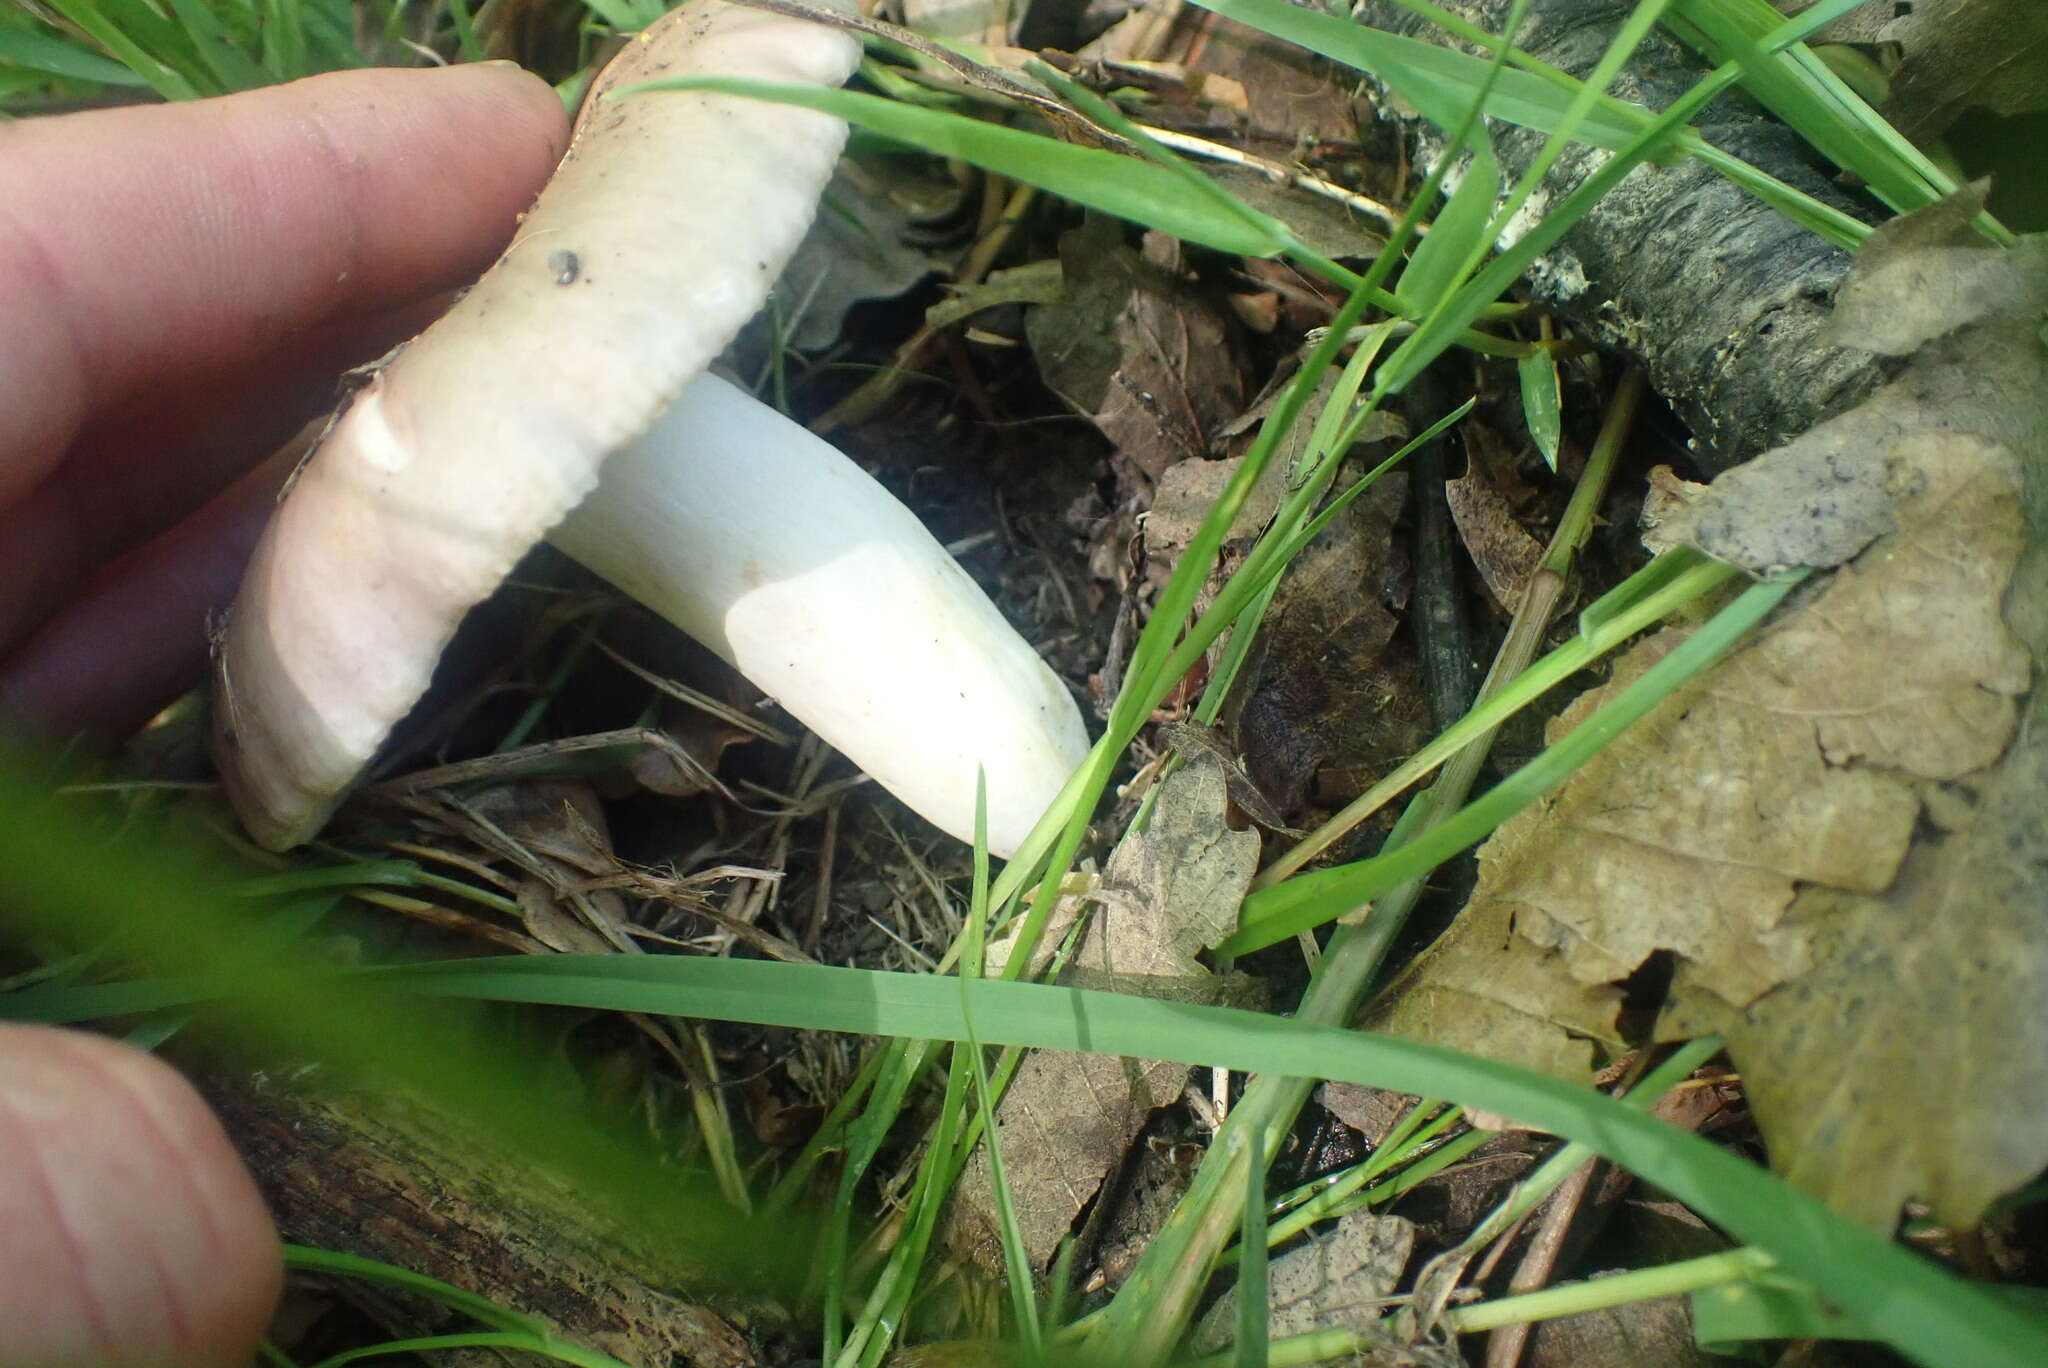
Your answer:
548;249;581;286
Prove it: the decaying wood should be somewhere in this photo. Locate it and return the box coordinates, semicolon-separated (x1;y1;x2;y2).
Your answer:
1358;0;1888;472
202;1070;763;1368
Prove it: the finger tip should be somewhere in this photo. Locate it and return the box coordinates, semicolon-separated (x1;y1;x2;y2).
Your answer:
441;60;574;154
0;1025;280;1367
357;59;572;185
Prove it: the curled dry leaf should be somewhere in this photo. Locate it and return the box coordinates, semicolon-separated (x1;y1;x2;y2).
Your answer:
1026;221;1244;482
1370;203;2048;1228
1638;464;1709;558
1445;430;1545;609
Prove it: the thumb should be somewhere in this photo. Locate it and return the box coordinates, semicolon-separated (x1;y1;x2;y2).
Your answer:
0;1024;280;1367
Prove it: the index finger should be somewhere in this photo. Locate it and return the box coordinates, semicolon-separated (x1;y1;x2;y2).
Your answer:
0;62;571;508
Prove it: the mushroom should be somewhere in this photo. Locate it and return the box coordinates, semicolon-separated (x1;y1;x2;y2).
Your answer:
212;0;1089;857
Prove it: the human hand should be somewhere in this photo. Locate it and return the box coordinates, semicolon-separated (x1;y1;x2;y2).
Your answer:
0;65;568;1364
0;62;569;746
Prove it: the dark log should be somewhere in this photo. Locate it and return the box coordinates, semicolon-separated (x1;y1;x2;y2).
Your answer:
201;1070;766;1368
1358;0;1888;471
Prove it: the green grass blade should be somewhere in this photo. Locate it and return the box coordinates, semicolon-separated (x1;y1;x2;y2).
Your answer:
9;878;2047;1368
120;894;337;1052
1766;0;1874;36
1026;57;1308;264
282;1245;548;1334
1233;1127;1268;1368
258;0;306;82
38;0;202;99
616;76;1293;260
0;813;795;1306
843;1041;973;1368
1691;1270;1876;1349
1486;0;1677;261
1374;0;1685;396
577;0;663;33
159;0;271;92
1371;52;1762;399
1665;0;1967;225
191;954;2048;1368
294;1;367;73
962;775;1042;1355
1517;348;1562;469
447;0;485;64
1255;549;1722;889
1578;544;1710;634
1189;0;1649;153
1397;133;1500;315
822;1032;929;1361
0;25;148;85
1198;0;1866;256
305;1332;630;1368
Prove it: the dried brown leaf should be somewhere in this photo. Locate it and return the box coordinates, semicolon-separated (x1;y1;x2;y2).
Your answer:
1375;428;2026;1069
1026;222;1243;480
1446;443;1545;608
1190;1211;1416;1356
468;779;616;876
1825;184;2048;355
1318;1083;1423;1147
1232;472;1427;818
741;163;950;355
1187;15;1367;150
1875;0;2048;141
518;877;617;954
1372;209;2048;1226
1656;215;2048;1225
1639;464;1708;557
1203;162;1392;260
1143;452;1290;555
948;754;1258;1270
1366;890;1616;1088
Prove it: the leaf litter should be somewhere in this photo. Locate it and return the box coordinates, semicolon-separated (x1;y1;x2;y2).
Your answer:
1025;219;1245;483
1368;194;2048;1228
949;751;1261;1271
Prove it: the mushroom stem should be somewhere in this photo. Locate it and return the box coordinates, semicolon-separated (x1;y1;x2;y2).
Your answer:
549;374;1088;858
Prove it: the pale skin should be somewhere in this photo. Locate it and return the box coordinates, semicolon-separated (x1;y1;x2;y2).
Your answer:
0;64;569;1363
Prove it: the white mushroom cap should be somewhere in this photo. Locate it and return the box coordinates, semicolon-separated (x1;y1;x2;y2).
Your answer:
214;1;863;848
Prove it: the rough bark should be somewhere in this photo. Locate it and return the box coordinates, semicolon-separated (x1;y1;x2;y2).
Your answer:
202;1071;764;1368
1359;0;1889;472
